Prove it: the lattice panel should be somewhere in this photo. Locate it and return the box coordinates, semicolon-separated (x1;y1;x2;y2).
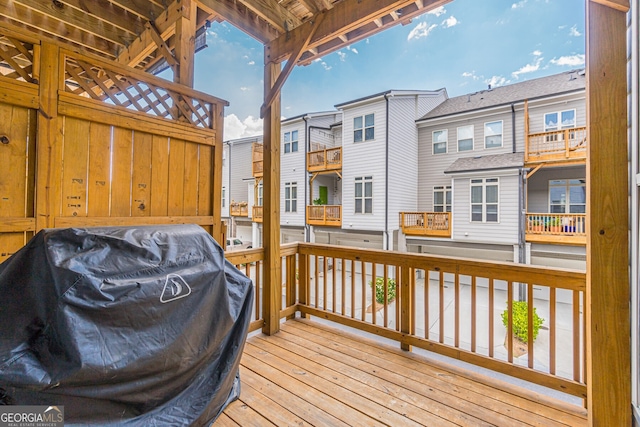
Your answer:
63;55;213;129
0;34;35;83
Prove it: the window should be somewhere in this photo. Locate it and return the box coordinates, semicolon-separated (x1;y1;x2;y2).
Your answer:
354;113;375;142
433;186;452;212
549;179;585;213
484;121;503;148
222;187;226;208
433;130;448;154
257;182;263;206
285;182;297;212
355;176;373;213
284;130;298;153
470;178;499;222
544;109;576;131
457;125;473;152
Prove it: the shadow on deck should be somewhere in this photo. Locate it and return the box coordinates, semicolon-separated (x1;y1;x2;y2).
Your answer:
219;318;587;426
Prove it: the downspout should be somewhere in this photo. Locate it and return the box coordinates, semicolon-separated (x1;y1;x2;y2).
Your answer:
385;93;390;251
513;103;526;302
303;116;310;242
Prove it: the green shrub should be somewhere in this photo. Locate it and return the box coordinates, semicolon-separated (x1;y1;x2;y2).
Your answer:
501;301;544;343
369;277;396;304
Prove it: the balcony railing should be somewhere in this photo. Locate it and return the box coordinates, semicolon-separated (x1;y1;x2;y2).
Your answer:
226;243;587;402
526;126;587;164
230;202;248;217
307;205;342;227
308;147;342;173
526;213;586;245
252;205;263;223
400;212;451;237
252;143;263;178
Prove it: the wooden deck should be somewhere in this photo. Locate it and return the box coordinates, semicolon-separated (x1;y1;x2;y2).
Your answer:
218;319;587;426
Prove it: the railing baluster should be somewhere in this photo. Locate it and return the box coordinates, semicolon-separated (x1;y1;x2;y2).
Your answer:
383;265;389;328
471;275;477;353
371;262;377;325
550;287;557;375
351;260;356;319
489;277;494;358
341;259;346;316
454;272;460;348
527;282;534;369
361;261;366;322
425;269;430;340
573;290;581;382
395;266;401;332
507;281;514;363
314;255;319;308
332;256;337;313
323;256;328;310
439;270;445;344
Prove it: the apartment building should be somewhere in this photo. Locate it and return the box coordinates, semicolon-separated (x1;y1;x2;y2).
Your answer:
405;69;586;269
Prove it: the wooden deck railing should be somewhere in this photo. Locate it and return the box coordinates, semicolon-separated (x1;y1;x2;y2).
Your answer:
308;147;342;172
252;143;263;178
228;243;587;401
526;127;587;164
230;202;248;217
252;205;263;222
400;212;451;237
526;213;587;245
307;205;342;226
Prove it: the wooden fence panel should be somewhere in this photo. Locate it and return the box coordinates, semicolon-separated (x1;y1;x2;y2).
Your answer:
87;122;112;217
110;127;133;217
131;131;152;217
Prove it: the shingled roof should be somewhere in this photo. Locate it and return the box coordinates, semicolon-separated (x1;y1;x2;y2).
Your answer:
444;153;524;174
419;69;585;121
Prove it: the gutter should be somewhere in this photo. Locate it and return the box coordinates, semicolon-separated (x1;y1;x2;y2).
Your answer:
385;93;390;251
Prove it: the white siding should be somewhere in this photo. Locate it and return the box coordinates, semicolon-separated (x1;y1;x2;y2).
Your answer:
228;138;258;205
451;172;520;244
341;99;387;231
221;144;230;218
281;120;307;227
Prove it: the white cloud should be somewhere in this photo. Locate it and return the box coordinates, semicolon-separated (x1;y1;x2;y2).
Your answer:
224;114;263;140
558;25;567;30
239;87;249;92
427;6;446;16
462;71;481;81
407;22;438;41
337;51;347;61
550;54;585;66
347;46;358;54
569;25;582;37
511;0;527;9
248;60;255;65
532;50;542;56
512;56;543;78
485;75;509;88
442;16;459;28
314;57;332;70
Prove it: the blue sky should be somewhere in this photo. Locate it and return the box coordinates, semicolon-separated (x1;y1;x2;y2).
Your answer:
192;0;585;140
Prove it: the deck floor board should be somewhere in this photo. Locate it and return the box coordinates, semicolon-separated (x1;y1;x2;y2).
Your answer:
220;319;587;426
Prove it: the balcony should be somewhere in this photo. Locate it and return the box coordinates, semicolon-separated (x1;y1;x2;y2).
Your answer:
252;142;263;178
308;147;342;173
230;201;249;217
223;244;588;425
526;213;587;246
307;205;342;227
525;127;587;165
400;212;451;238
252;205;263;223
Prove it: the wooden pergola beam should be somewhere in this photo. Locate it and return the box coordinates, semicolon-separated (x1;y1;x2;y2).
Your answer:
197;0;280;43
266;0;452;63
174;0;196;86
260;13;325;118
234;0;302;34
590;0;629;12
146;21;178;68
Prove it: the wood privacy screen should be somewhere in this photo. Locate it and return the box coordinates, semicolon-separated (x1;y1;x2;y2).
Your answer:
0;26;227;263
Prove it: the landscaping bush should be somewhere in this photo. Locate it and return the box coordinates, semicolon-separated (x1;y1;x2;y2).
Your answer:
369;277;396;304
501;301;544;343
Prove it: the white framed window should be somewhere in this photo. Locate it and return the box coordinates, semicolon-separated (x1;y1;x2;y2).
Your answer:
457;125;474;152
544;109;576;131
484;121;503;149
433;129;448;154
549;179;585;213
285;182;297;212
434;186;452;212
470;178;499;222
222;187;226;208
354;113;375;142
284;130;299;153
355;176;373;213
257;182;263;206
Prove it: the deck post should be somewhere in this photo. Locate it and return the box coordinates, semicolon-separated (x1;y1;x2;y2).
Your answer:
585;0;630;424
35;42;61;231
400;266;412;351
262;55;282;336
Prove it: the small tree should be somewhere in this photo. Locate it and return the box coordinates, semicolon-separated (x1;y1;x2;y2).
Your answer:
501;301;544;343
369;277;397;304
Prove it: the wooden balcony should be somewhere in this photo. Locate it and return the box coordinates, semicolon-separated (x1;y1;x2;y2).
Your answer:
526;213;586;246
400;212;451;238
252;142;263;178
252;205;263;223
223;244;588;425
525;127;587;165
308;147;342;173
230;202;248;217
307;205;342;227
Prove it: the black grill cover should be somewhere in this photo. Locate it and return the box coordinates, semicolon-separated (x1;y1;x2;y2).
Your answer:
0;225;253;426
